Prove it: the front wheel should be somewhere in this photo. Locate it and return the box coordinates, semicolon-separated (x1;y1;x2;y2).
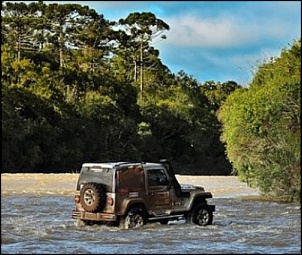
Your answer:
190;204;213;226
119;207;146;229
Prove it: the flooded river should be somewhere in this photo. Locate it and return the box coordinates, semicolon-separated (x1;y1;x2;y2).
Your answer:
1;174;301;254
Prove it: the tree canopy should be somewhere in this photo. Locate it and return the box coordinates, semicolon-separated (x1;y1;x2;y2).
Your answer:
217;39;301;202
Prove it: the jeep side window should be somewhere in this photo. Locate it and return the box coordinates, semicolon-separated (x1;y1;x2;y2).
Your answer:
147;169;169;186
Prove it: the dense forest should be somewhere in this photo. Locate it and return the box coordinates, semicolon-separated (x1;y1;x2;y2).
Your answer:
1;2;300;202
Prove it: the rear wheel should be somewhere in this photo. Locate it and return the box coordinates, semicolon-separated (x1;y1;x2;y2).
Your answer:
80;183;106;212
119;207;146;229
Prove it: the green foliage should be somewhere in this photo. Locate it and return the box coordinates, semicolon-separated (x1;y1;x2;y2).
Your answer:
201;80;241;111
218;39;301;202
139;73;233;175
138;122;152;138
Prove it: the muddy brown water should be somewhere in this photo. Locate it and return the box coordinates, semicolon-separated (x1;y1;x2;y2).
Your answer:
1;174;301;254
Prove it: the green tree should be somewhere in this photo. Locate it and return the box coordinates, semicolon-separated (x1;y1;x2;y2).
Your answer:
1;2;45;61
201;80;241;111
118;12;170;104
217;39;301;202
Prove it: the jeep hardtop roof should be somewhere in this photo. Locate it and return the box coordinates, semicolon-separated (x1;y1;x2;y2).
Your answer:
81;161;165;170
82;162;127;169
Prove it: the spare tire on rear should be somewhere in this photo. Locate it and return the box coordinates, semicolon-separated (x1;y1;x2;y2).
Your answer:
80;183;106;212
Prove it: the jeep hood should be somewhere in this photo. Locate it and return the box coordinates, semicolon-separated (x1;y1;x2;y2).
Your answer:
180;183;205;192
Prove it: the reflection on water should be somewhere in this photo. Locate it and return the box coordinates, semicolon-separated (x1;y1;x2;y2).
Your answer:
1;194;300;254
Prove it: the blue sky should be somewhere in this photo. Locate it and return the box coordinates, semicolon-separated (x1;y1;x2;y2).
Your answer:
6;1;301;86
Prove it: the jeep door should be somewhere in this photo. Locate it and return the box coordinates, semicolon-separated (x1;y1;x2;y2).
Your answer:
146;168;172;213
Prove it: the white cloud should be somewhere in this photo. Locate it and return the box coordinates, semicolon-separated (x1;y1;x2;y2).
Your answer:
163;11;299;48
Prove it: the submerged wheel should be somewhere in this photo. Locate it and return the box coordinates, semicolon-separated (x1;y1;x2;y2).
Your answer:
120;207;146;229
80;183;106;213
191;204;213;226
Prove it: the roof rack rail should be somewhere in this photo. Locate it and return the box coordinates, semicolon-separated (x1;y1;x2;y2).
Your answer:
114;161;142;167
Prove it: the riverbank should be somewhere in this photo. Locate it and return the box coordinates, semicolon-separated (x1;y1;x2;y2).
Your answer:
1;173;260;198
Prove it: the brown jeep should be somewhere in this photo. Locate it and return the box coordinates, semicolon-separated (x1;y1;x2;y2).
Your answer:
72;159;215;229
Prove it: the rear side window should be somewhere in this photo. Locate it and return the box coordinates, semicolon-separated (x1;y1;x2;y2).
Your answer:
117;166;144;192
147;169;169;186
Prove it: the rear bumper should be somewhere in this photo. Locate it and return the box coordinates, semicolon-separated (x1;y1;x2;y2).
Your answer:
72;210;117;222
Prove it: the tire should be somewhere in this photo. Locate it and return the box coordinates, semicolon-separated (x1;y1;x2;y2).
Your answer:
191;204;213;226
80;183;106;213
119;207;146;229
